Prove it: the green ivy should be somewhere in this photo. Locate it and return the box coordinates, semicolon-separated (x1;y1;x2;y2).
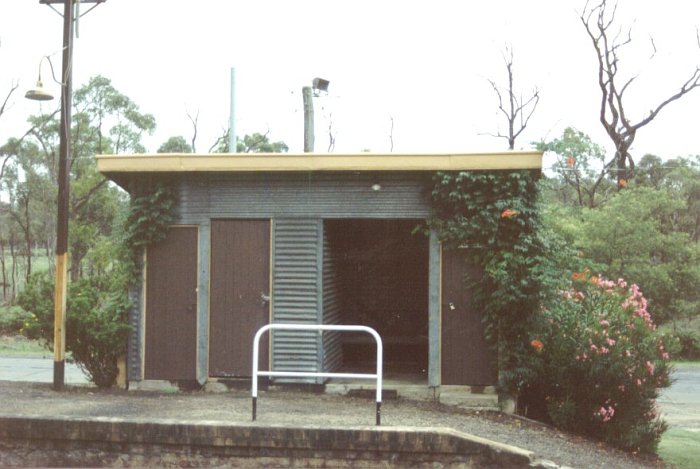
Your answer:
121;182;177;281
427;170;559;395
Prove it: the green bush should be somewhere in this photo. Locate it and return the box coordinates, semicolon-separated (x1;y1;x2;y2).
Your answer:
18;272;131;388
523;271;672;453
674;330;700;360
0;305;32;335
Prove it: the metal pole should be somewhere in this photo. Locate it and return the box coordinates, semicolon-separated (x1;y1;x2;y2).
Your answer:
228;67;236;152
53;0;74;390
302;86;314;152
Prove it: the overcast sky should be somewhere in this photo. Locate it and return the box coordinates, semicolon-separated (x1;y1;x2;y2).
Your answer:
2;1;700;167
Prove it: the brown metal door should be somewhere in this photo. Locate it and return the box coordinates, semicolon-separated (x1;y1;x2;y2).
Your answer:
145;226;198;381
210;220;270;377
441;248;497;385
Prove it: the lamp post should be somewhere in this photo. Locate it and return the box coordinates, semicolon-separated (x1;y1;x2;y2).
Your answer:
26;0;105;390
302;78;329;153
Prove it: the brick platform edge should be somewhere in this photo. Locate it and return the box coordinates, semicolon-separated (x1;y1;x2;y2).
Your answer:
0;415;556;468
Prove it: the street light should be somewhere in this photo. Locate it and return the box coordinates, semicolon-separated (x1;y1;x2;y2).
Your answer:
25;56;55;101
26;0;105;390
302;77;330;152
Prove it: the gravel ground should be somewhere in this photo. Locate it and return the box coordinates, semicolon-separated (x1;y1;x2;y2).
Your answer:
0;381;665;468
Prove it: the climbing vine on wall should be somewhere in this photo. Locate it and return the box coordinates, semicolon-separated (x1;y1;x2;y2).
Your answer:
121;181;177;281
427;170;558;395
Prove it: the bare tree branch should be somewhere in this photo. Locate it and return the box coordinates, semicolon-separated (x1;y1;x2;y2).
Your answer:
388;116;394;152
581;0;700;186
0;81;19;121
327;112;336;152
1;109;60;181
186;109;199;153
483;45;540;149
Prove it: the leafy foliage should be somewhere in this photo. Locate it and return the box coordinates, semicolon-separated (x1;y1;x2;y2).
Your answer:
158;136;193;153
427;170;558;394
525;271;672;453
578;187;700;324
121;182;177;280
536;127;615;208
18;272;131;388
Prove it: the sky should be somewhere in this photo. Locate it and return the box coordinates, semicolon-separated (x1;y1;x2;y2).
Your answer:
1;0;700;169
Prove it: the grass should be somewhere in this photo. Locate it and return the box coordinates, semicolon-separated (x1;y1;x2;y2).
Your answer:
658;428;700;468
0;334;50;358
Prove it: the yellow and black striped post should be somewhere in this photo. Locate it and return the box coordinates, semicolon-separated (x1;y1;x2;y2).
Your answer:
52;0;74;390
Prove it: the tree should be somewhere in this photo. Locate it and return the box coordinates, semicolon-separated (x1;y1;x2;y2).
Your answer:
6;76;154;281
578;187;700;324
210;130;289;154
236;132;289;153
485;45;540;150
158;136;193;153
536;127;615;208
580;0;700;186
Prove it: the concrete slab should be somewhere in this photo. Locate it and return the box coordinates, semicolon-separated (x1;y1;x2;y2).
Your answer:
0;357;89;385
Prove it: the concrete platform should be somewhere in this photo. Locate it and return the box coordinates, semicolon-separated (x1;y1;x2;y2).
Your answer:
0;414;543;468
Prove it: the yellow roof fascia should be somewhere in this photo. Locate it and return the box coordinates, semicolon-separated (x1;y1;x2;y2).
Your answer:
97;151;542;174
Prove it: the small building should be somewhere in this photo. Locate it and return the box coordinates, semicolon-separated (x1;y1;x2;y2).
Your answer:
97;151;542;393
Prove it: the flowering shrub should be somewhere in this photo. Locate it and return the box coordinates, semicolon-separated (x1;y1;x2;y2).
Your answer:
524;270;672;453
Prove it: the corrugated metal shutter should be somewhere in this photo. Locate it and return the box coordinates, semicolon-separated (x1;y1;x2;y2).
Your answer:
271;219;322;382
322;226;343;373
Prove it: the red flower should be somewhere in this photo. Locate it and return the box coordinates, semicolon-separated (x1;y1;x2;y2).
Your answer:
501;208;518;219
566;156;575;168
531;339;544;352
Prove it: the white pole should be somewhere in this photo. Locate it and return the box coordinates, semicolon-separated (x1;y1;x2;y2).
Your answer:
228;67;236;152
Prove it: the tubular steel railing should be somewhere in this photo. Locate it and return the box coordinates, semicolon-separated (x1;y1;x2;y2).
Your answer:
252;323;383;425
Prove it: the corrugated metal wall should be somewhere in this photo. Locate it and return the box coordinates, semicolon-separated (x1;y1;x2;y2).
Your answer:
271;219;322;382
175;172;432;223
127;257;143;381
322;225;343;374
130;171;435;383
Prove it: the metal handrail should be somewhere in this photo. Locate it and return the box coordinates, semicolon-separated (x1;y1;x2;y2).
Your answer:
252;323;383;425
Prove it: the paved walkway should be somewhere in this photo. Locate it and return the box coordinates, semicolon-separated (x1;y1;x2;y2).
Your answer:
658;363;700;431
0;357;89;384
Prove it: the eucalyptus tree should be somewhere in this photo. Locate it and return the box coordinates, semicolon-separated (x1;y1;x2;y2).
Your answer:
158;136;193;153
4;75;155;281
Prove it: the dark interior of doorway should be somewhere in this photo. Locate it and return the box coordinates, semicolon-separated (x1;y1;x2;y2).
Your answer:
325;219;429;380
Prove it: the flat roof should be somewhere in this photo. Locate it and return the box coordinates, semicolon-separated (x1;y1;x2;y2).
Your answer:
97;151;542;175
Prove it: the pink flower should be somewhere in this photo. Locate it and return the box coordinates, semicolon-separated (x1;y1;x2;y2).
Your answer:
596;405;616;422
645;361;655;376
606;338;616;347
662;352;670;360
599;320;610;327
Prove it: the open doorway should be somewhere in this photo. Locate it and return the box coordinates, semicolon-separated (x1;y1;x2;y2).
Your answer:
324;219;429;381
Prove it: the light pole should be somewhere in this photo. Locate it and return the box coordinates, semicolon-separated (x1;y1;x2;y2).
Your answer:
26;0;105;390
302;78;329;153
